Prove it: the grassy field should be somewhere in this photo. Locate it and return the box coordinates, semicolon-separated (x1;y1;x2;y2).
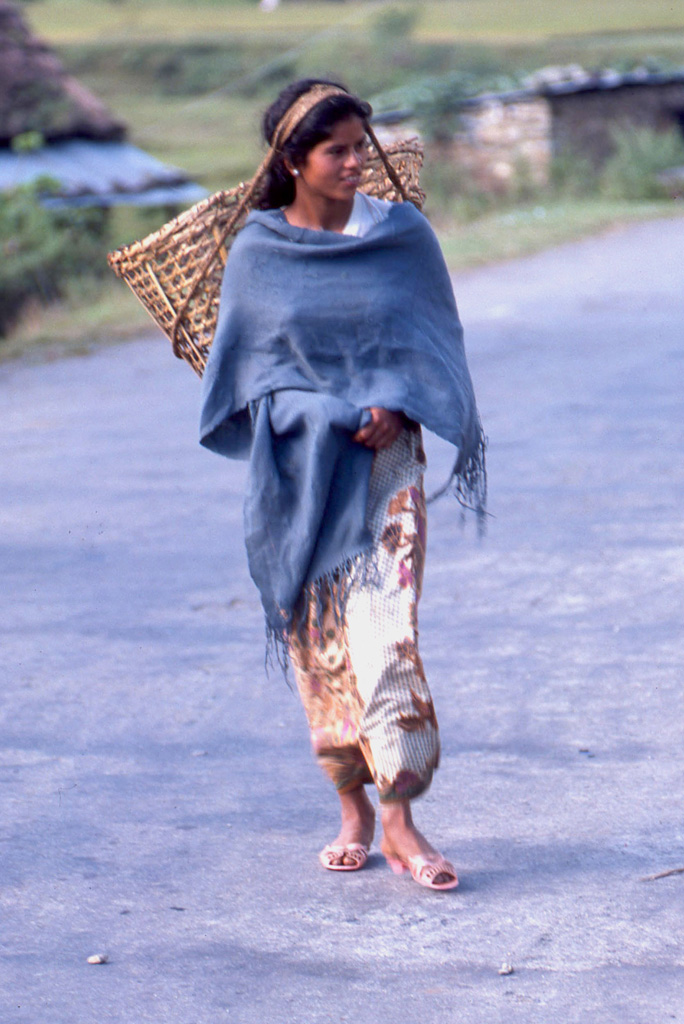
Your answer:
29;0;387;45
104;93;266;197
416;0;684;42
437;198;680;269
29;0;684;45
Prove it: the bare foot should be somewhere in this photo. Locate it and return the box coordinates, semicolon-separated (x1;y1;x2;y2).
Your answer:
380;800;455;886
323;786;375;867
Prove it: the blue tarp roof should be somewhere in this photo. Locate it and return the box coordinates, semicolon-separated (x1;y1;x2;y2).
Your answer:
0;139;207;207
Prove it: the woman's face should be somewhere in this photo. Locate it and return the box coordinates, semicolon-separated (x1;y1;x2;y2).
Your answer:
296;115;368;202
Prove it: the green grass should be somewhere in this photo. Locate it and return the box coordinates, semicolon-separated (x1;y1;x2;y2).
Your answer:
415;0;684;42
28;0;376;44
96;90;266;191
29;0;684;46
0;278;156;364
436;198;683;270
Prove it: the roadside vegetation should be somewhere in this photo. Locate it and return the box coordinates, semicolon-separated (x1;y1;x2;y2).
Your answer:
4;0;684;360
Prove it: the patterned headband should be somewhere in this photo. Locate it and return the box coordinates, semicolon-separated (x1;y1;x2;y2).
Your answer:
269;85;353;153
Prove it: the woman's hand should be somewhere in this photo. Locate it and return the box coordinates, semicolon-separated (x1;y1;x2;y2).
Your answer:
353;407;403;450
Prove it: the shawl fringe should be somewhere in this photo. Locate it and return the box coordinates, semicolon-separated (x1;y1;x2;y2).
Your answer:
427;422;489;536
265;544;381;678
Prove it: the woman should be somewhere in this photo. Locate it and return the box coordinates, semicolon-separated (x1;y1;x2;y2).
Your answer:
200;79;485;891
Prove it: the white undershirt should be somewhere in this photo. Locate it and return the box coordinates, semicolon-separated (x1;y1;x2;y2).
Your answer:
343;192;392;238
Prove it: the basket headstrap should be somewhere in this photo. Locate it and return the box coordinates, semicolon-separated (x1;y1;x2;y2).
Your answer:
170;84;410;356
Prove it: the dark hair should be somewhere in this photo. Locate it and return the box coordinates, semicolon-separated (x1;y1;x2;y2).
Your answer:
257;78;372;209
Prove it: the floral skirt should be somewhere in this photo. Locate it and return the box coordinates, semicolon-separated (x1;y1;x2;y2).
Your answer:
289;426;440;803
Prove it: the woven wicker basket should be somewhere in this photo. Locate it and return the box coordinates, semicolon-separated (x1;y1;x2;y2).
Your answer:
107;137;424;377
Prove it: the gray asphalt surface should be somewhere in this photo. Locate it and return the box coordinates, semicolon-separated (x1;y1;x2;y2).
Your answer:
2;217;684;1024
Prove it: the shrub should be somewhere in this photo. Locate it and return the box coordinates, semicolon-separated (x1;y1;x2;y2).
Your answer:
0;181;109;337
370;6;419;43
549;150;599;197
600;125;684;200
421;153;504;223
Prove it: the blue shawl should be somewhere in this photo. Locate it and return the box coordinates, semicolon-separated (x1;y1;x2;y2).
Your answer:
200;201;485;638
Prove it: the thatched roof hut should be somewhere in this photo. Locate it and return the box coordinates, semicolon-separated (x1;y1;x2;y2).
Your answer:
0;0;124;145
0;1;204;207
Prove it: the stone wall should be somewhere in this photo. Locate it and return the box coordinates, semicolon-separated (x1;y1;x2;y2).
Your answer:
455;96;552;191
374;77;684;194
549;81;684;166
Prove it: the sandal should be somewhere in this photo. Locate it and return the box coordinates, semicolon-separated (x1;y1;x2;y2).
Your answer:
384;850;459;890
319;842;370;872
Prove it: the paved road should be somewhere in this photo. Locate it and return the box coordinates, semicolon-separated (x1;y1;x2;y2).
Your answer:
2;217;683;1024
